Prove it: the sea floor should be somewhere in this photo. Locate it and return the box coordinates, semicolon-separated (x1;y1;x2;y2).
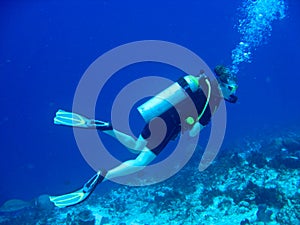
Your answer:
1;130;300;225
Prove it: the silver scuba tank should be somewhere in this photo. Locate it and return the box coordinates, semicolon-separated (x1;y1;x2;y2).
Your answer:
137;75;199;123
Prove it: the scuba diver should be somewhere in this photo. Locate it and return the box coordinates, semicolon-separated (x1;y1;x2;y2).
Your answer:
48;65;238;208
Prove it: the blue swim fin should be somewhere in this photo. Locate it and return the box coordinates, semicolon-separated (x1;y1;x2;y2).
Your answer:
49;170;107;208
54;109;112;130
54;109;90;127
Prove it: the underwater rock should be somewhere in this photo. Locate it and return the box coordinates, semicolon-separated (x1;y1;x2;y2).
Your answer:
256;204;273;223
65;210;96;225
229;152;244;167
35;194;55;211
200;188;222;208
0;199;30;212
76;210;95;225
280;156;300;169
246;151;267;168
65;212;74;224
276;207;300;225
153;185;185;212
238;201;250;208
269;154;300;169
282;137;300;152
246;181;283;208
99;216;110;225
240;218;250;225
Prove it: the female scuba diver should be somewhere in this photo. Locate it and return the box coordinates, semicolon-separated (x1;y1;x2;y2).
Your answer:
47;65;238;208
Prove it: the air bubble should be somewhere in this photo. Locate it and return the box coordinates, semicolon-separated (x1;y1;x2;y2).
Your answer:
231;0;287;74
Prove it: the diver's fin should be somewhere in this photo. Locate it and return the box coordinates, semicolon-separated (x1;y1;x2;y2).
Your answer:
54;109;112;130
49;170;107;208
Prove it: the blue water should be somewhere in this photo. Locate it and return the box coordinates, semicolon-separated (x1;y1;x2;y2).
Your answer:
0;0;299;206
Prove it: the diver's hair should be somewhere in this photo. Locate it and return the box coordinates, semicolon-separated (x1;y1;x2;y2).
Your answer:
214;65;237;84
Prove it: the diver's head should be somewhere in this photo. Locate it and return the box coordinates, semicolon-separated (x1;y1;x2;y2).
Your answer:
214;65;238;103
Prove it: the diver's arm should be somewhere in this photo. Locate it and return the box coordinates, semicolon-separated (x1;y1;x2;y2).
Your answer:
189;122;204;137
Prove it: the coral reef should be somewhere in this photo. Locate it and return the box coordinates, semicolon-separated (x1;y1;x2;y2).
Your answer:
0;131;299;224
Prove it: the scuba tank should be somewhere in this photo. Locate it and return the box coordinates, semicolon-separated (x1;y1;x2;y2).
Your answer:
137;75;200;123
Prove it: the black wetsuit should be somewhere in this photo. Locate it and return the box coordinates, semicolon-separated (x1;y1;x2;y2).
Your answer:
141;76;222;156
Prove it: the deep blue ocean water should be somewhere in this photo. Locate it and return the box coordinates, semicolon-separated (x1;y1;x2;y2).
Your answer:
0;0;299;206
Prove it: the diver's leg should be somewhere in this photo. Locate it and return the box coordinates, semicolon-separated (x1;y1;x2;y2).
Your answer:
104;149;156;181
103;130;147;153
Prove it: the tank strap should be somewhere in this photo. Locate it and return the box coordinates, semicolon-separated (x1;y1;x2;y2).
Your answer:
177;75;212;126
177;76;194;97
